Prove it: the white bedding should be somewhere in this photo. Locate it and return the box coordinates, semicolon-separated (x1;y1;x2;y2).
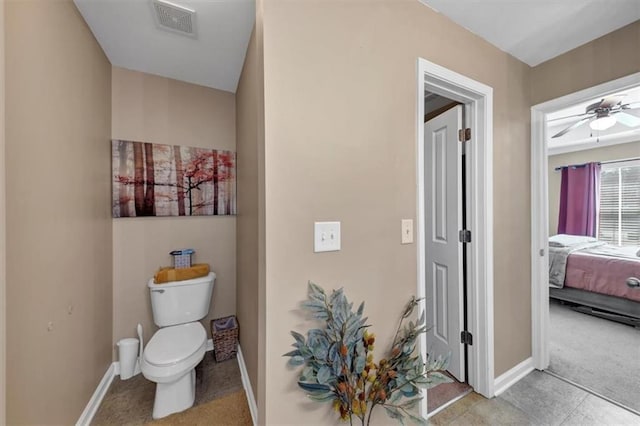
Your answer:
549;234;598;248
581;244;640;260
548;236;606;288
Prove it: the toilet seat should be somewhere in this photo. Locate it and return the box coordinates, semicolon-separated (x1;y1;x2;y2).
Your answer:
141;322;207;385
144;322;206;367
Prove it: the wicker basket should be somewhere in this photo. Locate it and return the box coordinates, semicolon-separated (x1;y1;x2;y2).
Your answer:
211;315;238;362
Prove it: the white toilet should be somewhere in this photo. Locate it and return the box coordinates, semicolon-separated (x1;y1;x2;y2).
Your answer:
141;272;216;419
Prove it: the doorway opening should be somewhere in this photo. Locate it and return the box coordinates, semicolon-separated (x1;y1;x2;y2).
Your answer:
531;72;640;415
416;59;494;418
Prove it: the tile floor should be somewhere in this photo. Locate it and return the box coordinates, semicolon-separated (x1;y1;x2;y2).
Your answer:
431;370;640;425
91;352;243;425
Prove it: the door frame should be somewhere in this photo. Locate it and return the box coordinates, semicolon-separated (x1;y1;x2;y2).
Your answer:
530;72;640;371
416;58;495;417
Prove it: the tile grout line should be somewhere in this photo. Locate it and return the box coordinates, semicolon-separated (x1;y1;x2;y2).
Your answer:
496;371;588;425
497;386;554;425
554;383;589;426
544;370;640;417
505;398;540;425
556;393;592;426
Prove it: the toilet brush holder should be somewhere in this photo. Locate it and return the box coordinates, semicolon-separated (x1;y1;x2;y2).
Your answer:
117;337;140;380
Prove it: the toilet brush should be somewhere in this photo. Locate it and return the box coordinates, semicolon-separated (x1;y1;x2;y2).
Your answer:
134;323;144;376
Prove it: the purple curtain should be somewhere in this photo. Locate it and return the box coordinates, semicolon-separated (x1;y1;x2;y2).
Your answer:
557;162;600;237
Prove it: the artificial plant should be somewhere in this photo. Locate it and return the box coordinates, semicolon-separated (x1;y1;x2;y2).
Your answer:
284;282;452;425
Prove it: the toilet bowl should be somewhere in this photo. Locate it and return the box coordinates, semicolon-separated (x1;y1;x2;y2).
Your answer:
140;272;216;419
141;322;207;419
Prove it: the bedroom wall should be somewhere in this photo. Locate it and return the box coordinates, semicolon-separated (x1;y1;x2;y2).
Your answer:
111;67;237;359
531;20;640;105
548;141;640;236
260;0;531;422
5;0;112;423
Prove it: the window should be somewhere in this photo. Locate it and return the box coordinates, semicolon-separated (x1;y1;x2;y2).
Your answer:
598;160;640;246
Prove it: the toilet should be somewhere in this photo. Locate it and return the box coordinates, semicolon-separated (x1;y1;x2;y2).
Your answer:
141;272;216;419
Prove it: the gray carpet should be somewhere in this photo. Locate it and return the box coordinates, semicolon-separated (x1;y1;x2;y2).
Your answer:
549;300;640;413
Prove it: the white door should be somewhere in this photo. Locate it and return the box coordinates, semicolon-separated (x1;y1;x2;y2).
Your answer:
424;105;465;382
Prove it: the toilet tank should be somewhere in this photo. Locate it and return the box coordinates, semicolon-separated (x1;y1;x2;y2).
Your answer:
147;272;216;327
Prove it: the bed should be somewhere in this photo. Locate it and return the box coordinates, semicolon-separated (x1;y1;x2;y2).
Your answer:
548;234;640;326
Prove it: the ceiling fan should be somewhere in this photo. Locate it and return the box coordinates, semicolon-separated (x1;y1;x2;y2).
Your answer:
550;94;640;138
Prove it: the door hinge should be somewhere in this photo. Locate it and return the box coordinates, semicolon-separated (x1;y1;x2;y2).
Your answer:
461;330;473;345
459;229;471;243
458;128;471;142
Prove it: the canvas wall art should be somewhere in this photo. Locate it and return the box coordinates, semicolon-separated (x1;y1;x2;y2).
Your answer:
112;140;236;217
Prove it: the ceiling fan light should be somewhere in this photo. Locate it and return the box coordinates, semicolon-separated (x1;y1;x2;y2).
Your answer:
589;115;616;131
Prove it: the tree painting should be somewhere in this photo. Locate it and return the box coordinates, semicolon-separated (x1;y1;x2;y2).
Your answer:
111;140;236;218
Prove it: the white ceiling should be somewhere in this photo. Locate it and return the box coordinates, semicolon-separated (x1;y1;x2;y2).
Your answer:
419;0;640;66
74;0;255;93
75;1;638;92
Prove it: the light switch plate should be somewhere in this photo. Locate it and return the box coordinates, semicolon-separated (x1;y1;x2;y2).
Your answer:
401;219;413;244
314;221;341;252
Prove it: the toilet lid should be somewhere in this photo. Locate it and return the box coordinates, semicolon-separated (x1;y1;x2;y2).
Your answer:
144;322;206;367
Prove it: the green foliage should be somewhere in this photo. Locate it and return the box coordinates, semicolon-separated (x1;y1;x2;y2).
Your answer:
283;282;453;425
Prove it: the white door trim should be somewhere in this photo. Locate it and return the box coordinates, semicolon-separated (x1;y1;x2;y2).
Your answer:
416;59;494;418
530;72;640;371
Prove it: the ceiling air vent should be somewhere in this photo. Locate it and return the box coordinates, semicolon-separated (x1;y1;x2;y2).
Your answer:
151;0;197;38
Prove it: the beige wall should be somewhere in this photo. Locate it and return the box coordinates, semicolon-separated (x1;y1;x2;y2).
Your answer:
531;21;640;105
548;141;640;235
261;1;531;423
236;27;261;406
5;1;113;423
111;67;237;358
255;1;267;420
0;1;5;423
236;4;268;419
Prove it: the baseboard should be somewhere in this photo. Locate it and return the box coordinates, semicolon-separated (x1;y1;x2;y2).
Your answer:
76;362;116;426
493;357;534;396
237;345;258;426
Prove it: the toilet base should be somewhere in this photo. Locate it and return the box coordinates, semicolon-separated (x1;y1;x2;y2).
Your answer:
152;369;196;419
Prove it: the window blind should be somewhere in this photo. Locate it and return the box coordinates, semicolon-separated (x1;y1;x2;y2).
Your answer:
598;161;640;246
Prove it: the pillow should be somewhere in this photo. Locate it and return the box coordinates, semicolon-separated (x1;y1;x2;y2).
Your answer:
549;234;598;248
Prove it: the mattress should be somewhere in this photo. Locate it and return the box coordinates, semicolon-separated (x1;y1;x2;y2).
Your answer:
564;251;640;302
